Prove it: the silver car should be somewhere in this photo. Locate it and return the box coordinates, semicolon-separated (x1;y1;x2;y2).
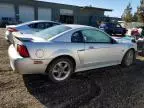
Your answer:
5;20;60;43
8;24;137;83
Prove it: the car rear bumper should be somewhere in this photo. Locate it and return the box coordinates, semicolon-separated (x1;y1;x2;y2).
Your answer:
8;44;49;74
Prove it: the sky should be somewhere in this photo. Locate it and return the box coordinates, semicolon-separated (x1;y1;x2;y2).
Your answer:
37;0;140;18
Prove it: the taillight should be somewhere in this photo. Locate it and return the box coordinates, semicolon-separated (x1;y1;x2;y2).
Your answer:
17;45;30;57
7;28;18;32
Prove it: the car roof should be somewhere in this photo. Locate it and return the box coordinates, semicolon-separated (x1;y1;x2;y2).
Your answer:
29;20;59;23
64;24;95;29
16;20;60;27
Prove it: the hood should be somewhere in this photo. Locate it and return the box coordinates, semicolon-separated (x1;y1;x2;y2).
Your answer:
112;36;135;43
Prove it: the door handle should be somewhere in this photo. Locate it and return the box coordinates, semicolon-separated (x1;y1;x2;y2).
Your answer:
89;46;94;49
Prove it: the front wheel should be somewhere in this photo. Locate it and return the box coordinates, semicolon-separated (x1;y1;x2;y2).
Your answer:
46;58;74;83
121;49;135;67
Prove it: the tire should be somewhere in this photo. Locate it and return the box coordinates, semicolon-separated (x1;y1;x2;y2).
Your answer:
46;57;74;83
121;49;135;67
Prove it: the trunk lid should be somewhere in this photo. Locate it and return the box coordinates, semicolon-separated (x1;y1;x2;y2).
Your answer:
12;32;47;50
12;32;46;43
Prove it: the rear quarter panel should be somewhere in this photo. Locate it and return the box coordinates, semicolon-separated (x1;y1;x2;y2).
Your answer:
25;42;84;67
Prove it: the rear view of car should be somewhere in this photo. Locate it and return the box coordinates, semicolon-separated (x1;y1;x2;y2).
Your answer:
5;20;60;43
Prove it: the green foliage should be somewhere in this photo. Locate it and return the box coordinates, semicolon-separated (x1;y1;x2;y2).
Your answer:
136;0;144;22
122;3;133;22
137;9;144;23
124;12;133;22
132;12;138;22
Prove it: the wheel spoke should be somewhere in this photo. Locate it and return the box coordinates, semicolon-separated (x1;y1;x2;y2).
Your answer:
63;70;68;74
58;62;63;68
52;69;59;73
63;63;68;70
57;72;62;78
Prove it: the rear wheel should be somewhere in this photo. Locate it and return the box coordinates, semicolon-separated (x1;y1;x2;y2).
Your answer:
46;58;74;83
121;49;135;67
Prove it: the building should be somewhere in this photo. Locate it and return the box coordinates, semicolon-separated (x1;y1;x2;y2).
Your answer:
0;0;112;26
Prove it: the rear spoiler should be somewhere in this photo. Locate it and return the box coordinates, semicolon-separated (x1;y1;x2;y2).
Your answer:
6;25;16;29
15;37;33;42
12;32;33;42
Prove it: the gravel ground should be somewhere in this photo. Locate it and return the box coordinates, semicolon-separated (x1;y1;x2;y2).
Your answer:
0;28;144;108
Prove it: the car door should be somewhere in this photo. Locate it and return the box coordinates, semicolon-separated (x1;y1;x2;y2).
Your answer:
71;31;85;68
82;29;124;68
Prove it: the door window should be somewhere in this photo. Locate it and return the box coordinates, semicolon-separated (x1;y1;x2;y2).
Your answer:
82;29;111;43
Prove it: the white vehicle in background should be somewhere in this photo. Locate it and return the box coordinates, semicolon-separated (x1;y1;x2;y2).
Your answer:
5;20;60;43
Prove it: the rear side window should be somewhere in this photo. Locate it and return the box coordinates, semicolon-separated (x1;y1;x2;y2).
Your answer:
52;23;60;26
28;23;35;28
71;31;84;43
28;22;54;29
45;22;52;28
37;23;45;29
28;23;45;29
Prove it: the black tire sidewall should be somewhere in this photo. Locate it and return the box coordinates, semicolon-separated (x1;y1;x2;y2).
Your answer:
121;50;135;67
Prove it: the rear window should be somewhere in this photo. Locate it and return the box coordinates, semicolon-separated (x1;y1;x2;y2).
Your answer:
34;25;72;40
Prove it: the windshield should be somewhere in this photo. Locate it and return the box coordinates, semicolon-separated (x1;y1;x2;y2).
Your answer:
34;25;72;40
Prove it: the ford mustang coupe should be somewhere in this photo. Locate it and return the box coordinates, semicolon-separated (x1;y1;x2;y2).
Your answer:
8;24;137;83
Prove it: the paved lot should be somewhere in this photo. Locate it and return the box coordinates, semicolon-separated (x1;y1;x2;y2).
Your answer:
0;28;144;108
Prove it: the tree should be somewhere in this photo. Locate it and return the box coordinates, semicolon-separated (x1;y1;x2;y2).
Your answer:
137;0;144;23
133;12;138;22
122;3;133;22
